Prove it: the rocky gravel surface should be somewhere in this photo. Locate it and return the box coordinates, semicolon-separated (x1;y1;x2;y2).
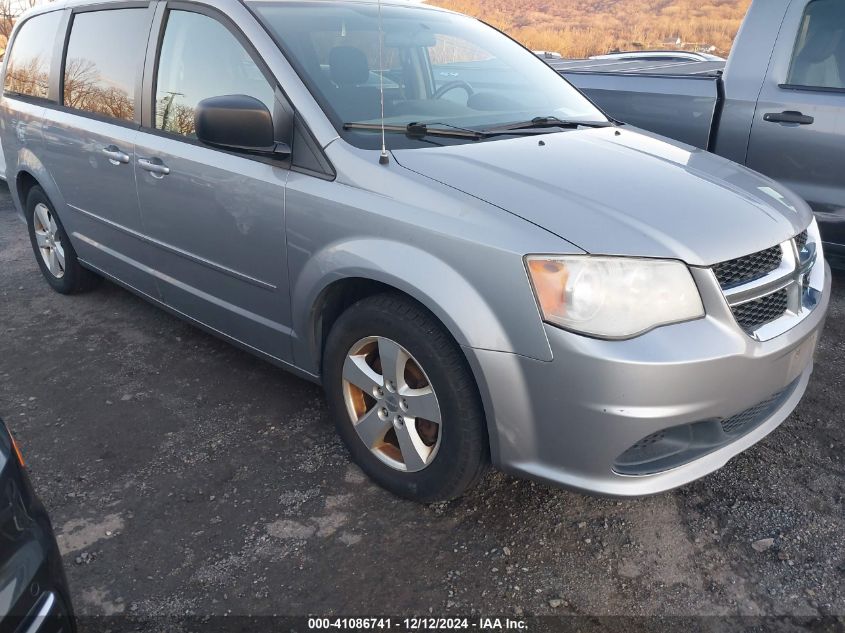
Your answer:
1;184;843;621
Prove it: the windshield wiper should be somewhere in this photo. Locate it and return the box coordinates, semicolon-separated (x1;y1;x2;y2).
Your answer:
343;121;486;140
343;117;613;141
483;116;615;133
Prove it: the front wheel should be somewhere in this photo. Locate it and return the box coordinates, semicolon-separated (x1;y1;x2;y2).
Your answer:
323;294;488;502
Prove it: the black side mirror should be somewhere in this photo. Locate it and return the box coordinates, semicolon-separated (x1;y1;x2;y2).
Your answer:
195;94;290;157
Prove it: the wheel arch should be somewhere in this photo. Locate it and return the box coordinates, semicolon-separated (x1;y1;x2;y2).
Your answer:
16;170;40;211
309;277;397;371
11;149;66;223
291;238;545;377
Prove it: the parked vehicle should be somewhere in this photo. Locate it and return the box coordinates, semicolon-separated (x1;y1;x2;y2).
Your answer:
0;0;830;502
588;51;725;63
549;0;845;266
0;419;75;633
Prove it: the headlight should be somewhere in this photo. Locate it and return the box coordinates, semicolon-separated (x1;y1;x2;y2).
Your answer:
525;255;704;339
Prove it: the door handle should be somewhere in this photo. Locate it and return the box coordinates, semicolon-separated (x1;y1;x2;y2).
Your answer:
763;111;814;125
102;145;129;165
138;157;171;177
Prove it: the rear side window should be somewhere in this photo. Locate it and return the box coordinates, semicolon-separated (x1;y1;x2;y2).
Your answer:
3;11;63;99
63;9;150;122
787;0;845;89
154;10;275;137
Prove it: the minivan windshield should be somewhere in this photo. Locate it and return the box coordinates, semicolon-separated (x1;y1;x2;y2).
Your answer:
249;1;608;149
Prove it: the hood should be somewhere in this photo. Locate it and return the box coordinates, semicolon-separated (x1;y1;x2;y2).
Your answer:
392;127;812;266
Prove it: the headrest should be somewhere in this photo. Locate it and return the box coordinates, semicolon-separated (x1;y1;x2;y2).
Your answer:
802;33;841;64
329;46;370;87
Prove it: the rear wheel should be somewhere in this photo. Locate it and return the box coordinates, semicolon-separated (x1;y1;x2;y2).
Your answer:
25;186;99;294
324;293;488;502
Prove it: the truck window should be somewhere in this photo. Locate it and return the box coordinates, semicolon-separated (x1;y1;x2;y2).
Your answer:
3;11;63;100
154;11;275;138
787;0;845;90
63;9;150;122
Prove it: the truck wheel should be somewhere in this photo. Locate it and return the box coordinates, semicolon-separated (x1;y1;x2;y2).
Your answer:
323;293;488;502
25;186;99;294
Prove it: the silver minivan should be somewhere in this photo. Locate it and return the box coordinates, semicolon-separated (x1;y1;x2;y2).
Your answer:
1;0;830;502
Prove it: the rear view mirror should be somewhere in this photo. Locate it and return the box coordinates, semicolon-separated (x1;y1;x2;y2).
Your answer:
195;94;290;157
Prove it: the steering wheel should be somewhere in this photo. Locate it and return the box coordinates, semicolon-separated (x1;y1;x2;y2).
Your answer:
433;80;475;100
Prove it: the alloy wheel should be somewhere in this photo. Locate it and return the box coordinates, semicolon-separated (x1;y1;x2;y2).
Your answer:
342;336;442;472
32;203;65;279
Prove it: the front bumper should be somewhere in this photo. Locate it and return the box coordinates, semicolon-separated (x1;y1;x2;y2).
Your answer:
466;261;831;497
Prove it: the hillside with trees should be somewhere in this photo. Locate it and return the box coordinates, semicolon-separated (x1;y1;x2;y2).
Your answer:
427;0;751;59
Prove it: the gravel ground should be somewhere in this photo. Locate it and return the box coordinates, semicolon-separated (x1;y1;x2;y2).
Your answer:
0;183;843;620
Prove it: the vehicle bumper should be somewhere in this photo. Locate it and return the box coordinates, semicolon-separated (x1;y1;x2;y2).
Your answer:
466;261;831;497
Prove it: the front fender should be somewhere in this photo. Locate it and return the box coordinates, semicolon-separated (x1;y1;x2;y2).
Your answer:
291;237;553;375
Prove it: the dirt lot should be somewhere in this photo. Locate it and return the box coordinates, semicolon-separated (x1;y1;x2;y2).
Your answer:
0;182;843;621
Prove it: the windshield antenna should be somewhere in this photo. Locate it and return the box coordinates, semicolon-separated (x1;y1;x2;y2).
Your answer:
377;0;389;165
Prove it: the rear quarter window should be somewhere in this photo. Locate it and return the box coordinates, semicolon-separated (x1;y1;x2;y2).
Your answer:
3;11;63;99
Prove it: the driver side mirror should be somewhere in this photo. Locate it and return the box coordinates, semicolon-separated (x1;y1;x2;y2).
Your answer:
195;94;290;157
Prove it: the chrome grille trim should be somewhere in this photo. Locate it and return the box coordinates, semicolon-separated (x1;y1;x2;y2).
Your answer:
731;288;789;333
721;241;795;306
713;245;782;288
711;227;823;341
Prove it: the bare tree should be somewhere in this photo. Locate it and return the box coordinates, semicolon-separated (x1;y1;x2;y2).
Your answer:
97;85;133;120
157;95;195;136
62;57;99;108
0;0;41;48
169;102;196;136
63;57;134;120
4;53;47;95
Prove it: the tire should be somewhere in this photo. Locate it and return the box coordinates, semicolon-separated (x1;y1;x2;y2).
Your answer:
25;186;99;294
324;293;488;503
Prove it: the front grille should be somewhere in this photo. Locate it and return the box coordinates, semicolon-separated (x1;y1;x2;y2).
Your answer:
712;230;817;338
720;383;792;435
712;246;782;288
732;289;788;333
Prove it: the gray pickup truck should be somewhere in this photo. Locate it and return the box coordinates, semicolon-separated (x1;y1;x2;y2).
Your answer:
550;0;844;265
